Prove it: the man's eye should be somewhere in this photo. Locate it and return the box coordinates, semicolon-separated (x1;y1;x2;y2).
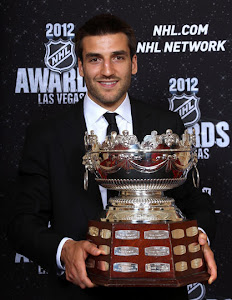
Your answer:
89;58;100;63
115;56;124;60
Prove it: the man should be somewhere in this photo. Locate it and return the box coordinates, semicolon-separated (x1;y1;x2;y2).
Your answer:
8;14;217;299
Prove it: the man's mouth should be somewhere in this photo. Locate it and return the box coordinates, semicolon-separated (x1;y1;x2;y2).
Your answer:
98;81;118;88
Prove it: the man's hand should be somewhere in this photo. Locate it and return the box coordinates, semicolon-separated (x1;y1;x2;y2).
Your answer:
198;232;217;284
61;240;105;289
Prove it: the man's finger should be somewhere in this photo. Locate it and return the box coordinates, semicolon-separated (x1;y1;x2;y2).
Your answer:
83;241;106;256
198;232;207;245
202;243;217;284
76;265;95;289
67;256;95;288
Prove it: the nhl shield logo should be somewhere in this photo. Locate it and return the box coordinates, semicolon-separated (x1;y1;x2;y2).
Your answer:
168;93;201;127
187;283;206;300
44;39;77;73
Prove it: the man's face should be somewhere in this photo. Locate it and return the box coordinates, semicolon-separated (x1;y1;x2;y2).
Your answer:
78;33;137;110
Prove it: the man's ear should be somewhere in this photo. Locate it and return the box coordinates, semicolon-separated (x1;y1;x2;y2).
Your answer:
131;54;138;75
78;58;84;77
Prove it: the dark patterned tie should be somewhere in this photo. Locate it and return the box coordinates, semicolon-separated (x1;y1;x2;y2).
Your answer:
104;112;119;135
103;112;119;200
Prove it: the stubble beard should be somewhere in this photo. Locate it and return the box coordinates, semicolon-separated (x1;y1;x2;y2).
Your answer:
85;75;132;107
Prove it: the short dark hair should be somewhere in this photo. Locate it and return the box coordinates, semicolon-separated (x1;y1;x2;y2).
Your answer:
75;14;137;62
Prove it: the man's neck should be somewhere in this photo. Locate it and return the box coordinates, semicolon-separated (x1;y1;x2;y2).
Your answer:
87;92;127;112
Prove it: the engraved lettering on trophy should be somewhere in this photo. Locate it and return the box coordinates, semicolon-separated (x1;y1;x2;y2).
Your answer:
188;243;200;253
100;229;111;239
99;245;110;255
97;261;109;271
113;262;138;273
114;246;139;256
88;226;99;237
171;229;185;239
115;230;140;240
186;226;198;237
191;258;203;269
145;246;170;256
173;245;186;255
145;263;170;273
86;258;95;268
144;230;169;240
175;261;188;272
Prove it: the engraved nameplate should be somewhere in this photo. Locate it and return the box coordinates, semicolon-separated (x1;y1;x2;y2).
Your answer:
145;246;170;256
171;229;185;239
97;261;109;271
100;229;111;239
173;245;186;255
145;263;170;273
188;243;200;253
115;230;140;240
186;226;198;237
86;258;95;268
114;246;139;256
191;258;203;269
144;230;169;240
88;226;99;237
113;262;138;273
99;245;110;255
175;261;188;272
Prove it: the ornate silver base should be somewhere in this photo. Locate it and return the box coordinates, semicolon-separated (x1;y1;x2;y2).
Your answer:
102;190;185;223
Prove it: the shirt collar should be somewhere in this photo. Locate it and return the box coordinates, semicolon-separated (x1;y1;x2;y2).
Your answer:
114;94;132;124
83;93;132;126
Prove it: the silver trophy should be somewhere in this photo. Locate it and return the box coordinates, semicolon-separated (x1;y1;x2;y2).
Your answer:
83;129;208;287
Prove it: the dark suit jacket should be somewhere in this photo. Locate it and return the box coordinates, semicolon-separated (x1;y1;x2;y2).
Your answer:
8;99;216;299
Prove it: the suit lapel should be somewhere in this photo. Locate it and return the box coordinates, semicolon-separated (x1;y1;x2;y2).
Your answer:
56;101;103;220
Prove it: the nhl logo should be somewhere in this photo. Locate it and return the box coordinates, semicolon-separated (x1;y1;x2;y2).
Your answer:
187;283;206;300
168;93;201;127
44;39;77;73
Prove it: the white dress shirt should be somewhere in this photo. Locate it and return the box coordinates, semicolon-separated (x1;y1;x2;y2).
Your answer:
56;93;133;270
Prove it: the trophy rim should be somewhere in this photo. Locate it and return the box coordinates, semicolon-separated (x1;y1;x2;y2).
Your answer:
96;178;186;190
88;148;195;154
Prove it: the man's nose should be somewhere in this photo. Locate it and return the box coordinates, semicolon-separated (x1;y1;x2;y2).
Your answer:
100;60;115;77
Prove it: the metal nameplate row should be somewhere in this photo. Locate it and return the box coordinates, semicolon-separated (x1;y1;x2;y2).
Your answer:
171;226;198;239
115;230;169;240
113;262;170;273
114;246;170;256
88;226;111;239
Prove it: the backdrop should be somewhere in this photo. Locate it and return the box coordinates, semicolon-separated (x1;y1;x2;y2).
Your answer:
1;0;231;299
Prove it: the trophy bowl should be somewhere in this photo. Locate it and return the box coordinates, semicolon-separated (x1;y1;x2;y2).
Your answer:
83;129;208;287
83;129;197;223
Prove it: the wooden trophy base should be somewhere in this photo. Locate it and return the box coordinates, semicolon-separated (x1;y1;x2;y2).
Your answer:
86;220;209;287
88;271;209;287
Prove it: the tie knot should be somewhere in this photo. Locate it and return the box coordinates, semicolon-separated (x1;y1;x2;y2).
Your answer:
104;112;118;125
104;112;119;135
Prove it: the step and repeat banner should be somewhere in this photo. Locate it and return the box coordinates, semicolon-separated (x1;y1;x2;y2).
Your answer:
1;0;231;299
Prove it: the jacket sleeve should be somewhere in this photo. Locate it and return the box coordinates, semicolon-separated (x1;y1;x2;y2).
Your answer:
165;113;217;242
165;174;217;242
7;123;64;273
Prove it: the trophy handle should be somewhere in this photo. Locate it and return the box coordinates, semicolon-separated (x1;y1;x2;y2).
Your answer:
192;164;200;188
84;168;89;190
